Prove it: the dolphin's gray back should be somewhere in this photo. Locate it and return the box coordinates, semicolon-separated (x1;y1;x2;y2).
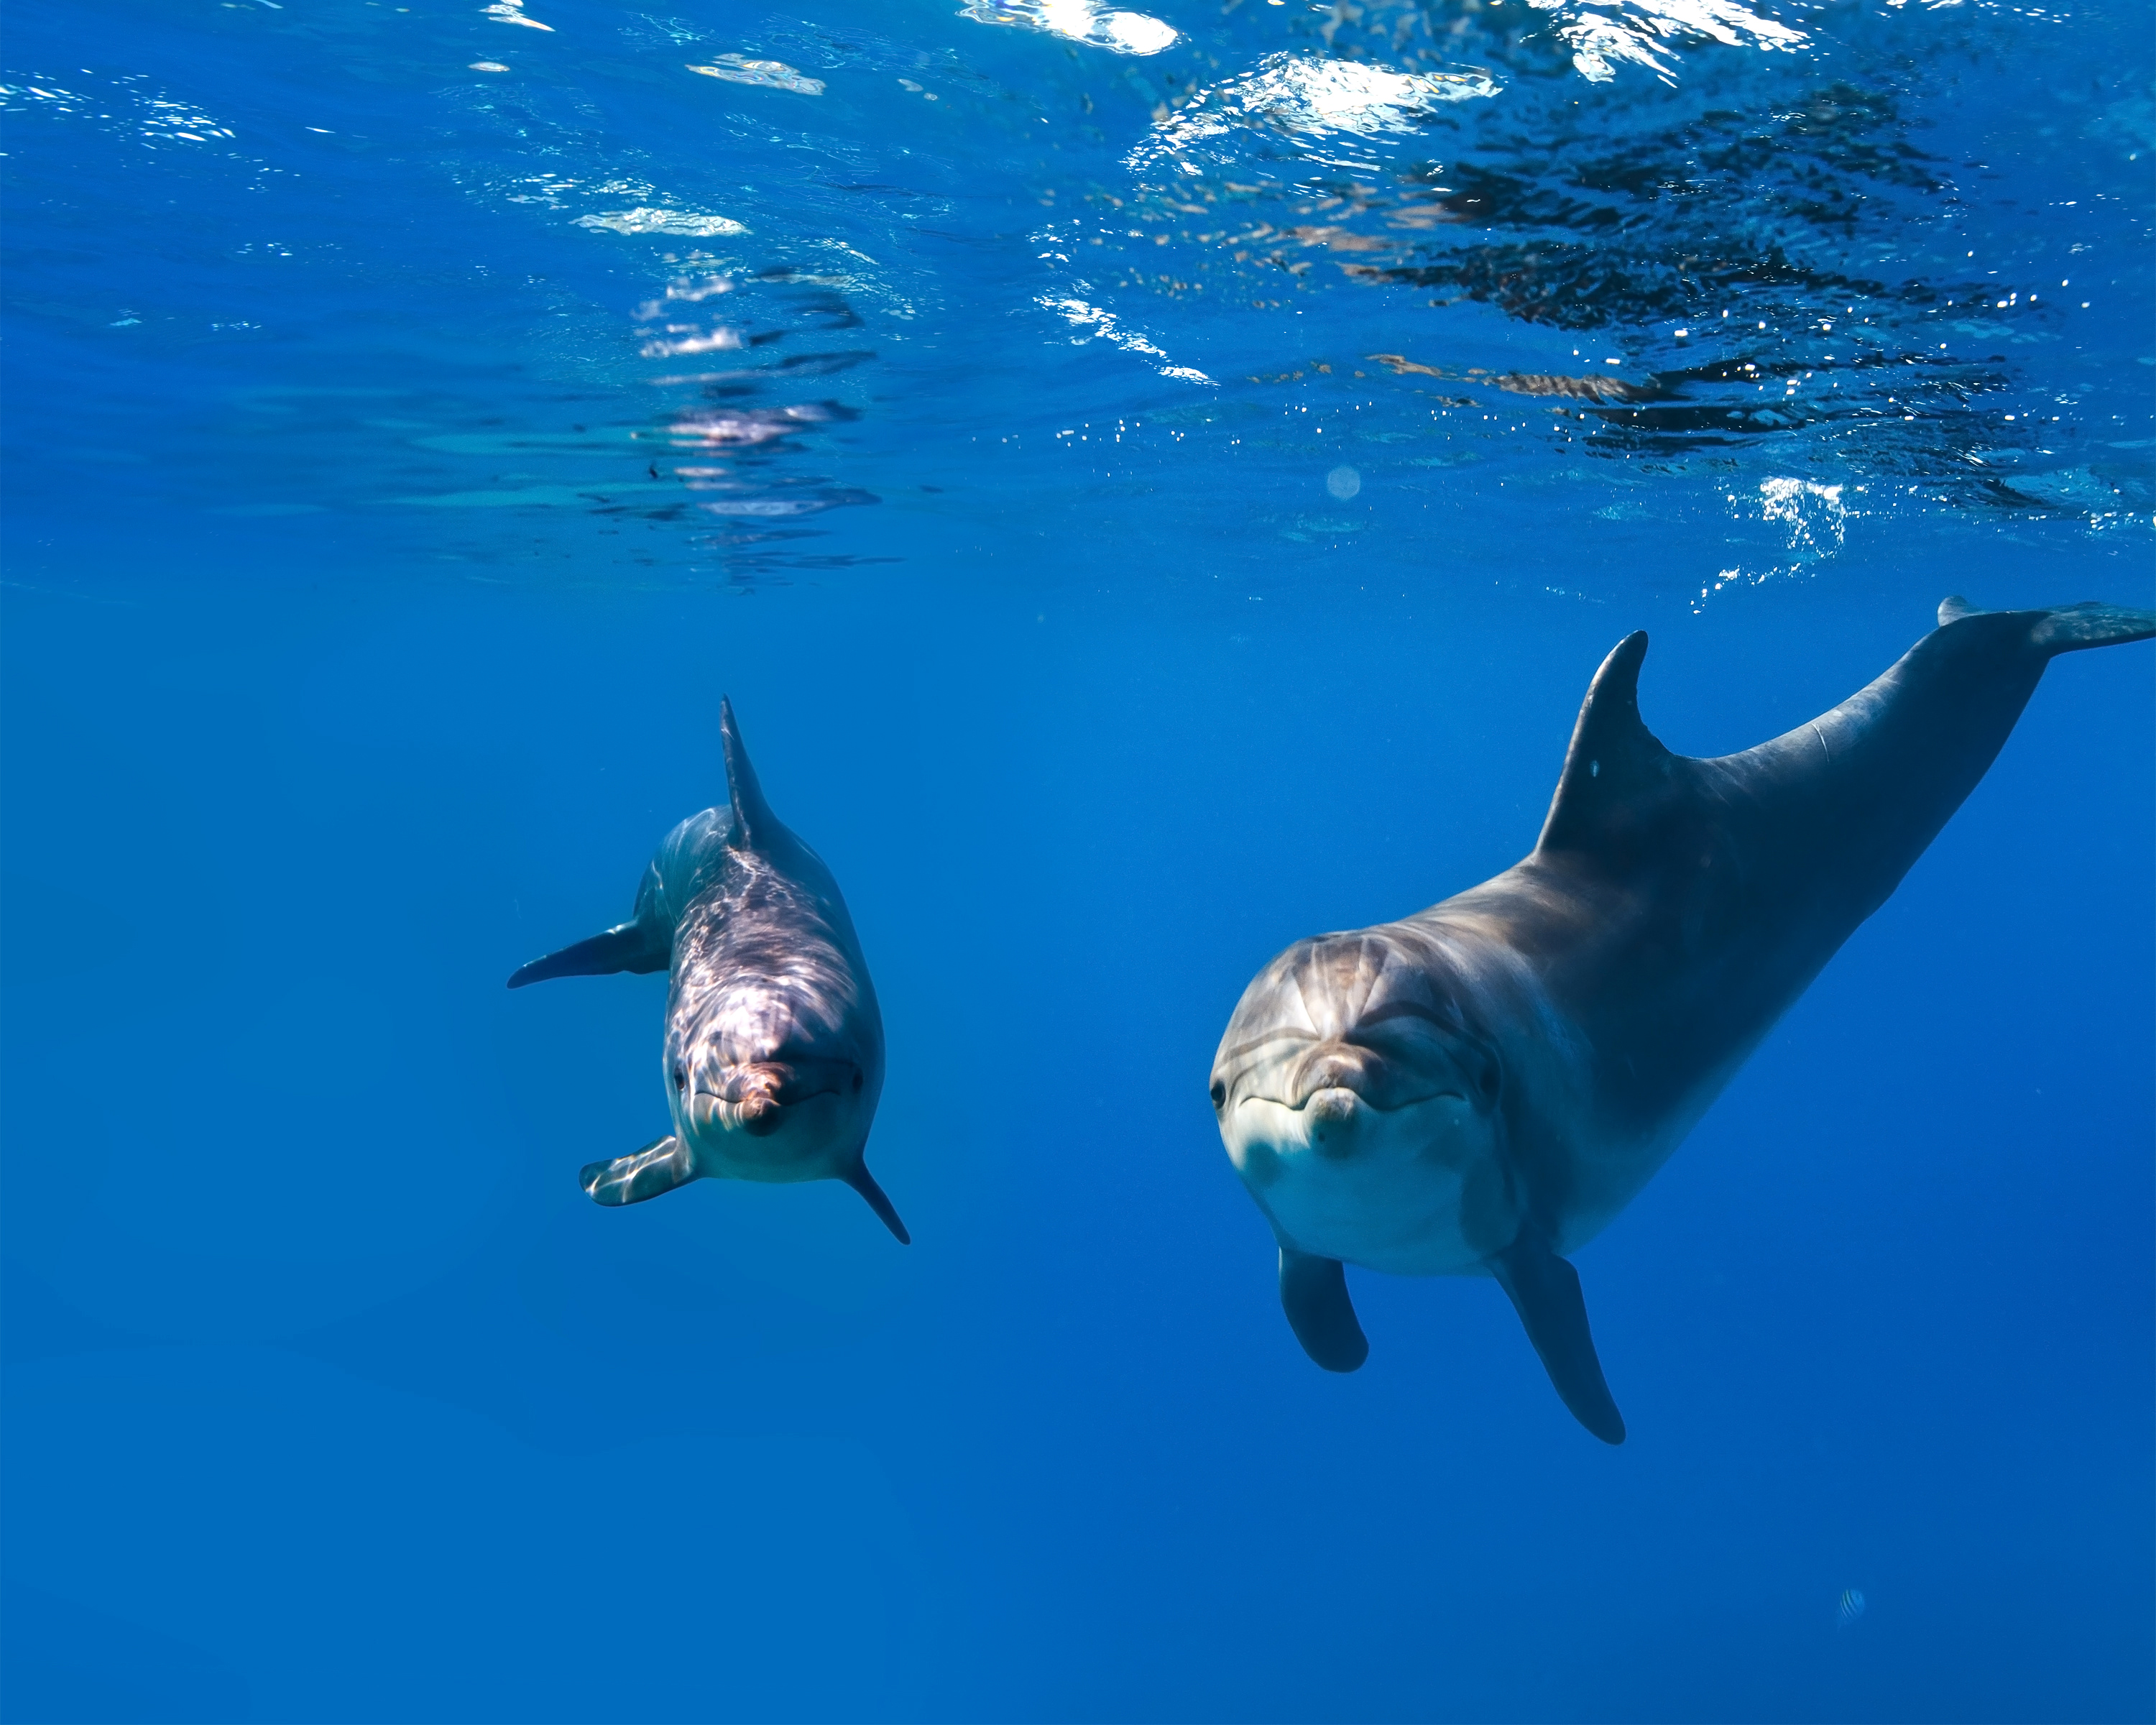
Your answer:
1469;599;2155;1139
662;746;885;1135
635;806;734;937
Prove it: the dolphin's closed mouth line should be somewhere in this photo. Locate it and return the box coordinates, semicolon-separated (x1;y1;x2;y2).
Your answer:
1246;1087;1466;1114
692;1082;847;1105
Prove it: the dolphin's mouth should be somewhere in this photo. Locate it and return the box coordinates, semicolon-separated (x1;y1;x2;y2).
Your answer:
1254;1044;1462;1115
1281;1082;1465;1113
691;1057;862;1137
1242;1083;1465;1123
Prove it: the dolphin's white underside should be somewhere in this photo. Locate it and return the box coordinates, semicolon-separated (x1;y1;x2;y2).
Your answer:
1225;1092;1501;1276
678;1087;860;1183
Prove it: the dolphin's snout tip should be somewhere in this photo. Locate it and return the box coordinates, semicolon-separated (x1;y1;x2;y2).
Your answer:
1290;1046;1378;1112
1306;1085;1362;1156
686;1087;786;1138
689;1056;861;1141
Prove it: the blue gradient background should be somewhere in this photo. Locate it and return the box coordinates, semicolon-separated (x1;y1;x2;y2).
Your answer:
3;0;2150;1719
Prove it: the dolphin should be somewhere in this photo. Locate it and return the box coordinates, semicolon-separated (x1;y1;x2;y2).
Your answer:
509;699;905;1242
1210;597;2153;1442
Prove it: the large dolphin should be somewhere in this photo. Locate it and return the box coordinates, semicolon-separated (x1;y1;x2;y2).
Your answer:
510;699;905;1241
1210;597;2152;1442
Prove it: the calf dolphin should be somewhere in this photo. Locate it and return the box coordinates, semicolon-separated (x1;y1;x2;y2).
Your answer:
510;699;905;1242
1210;597;2153;1442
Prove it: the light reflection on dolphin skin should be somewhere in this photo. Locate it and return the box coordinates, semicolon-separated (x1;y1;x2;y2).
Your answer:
1212;597;2156;1443
509;699;904;1243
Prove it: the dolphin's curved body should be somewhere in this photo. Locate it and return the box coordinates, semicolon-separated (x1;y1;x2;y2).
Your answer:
1210;598;2153;1441
510;700;905;1242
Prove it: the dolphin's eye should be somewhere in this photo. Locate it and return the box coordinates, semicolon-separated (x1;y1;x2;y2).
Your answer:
1209;1079;1227;1110
673;1062;687;1092
852;1070;863;1093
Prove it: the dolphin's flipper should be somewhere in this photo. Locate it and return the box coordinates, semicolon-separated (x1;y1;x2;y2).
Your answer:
581;1136;696;1205
507;922;668;989
1488;1229;1626;1445
1279;1245;1370;1372
719;696;780;851
839;1158;911;1244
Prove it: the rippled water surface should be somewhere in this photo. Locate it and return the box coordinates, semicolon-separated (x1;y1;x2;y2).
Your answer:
2;0;2151;1719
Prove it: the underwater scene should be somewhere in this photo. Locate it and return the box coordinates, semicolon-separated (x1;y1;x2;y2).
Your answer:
1;0;2150;1718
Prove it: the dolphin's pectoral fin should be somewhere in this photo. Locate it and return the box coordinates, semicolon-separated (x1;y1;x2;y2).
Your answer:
1534;631;1684;865
1279;1245;1369;1372
580;1136;696;1206
507;922;668;989
838;1156;910;1244
1488;1229;1625;1445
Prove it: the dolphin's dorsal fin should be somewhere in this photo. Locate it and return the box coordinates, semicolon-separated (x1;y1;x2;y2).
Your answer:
1534;631;1682;866
719;696;780;850
1938;594;1983;626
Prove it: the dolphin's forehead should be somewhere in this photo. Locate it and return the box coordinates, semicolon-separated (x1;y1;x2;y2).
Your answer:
1231;932;1446;1036
673;963;859;1065
1291;933;1388;1035
1300;932;1465;1031
1215;929;1463;1084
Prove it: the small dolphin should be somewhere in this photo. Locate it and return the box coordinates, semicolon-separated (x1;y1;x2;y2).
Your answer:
510;699;904;1242
1210;597;2153;1441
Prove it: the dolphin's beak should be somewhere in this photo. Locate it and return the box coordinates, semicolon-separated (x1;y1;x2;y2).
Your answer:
731;1090;783;1137
1284;1043;1463;1116
688;1087;786;1138
1289;1047;1386;1110
1302;1085;1360;1157
691;1057;861;1138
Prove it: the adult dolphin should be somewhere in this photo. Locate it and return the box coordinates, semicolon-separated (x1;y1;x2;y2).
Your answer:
510;699;905;1242
1209;597;2153;1442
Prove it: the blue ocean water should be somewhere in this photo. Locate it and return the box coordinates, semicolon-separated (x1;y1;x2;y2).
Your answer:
1;0;2151;1718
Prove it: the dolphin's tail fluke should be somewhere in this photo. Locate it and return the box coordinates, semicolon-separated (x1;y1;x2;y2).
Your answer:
839;1158;911;1244
1938;595;2156;656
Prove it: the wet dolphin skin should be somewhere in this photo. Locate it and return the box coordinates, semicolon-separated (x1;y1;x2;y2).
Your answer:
1212;597;2155;1441
510;699;905;1243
